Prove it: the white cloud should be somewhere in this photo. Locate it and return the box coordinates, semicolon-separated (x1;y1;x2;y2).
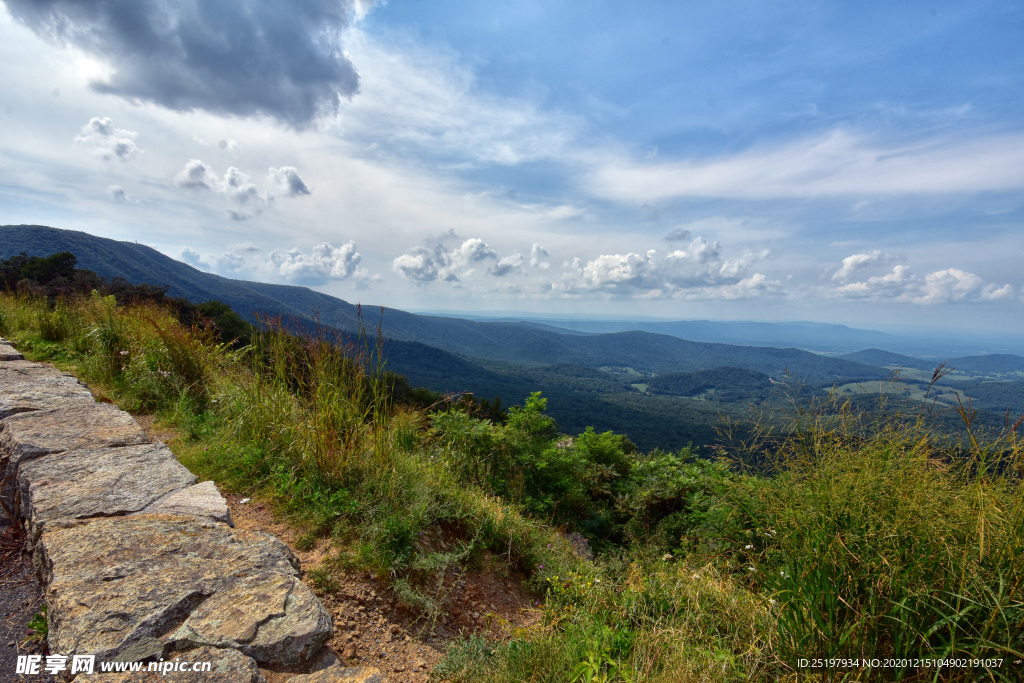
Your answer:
392;236;497;283
269;242;363;283
834;264;1013;304
835;265;913;298
269;166;312;196
175;159;218;190
107;184;133;202
915;268;1014;304
529;243;550;269
587;130;1024;202
75;116;140;161
489;252;524;277
556;235;770;298
180;243;255;273
339;28;576;165
832;250;893;282
174;160;272;219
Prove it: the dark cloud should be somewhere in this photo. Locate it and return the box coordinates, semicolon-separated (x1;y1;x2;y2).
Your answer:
7;0;368;128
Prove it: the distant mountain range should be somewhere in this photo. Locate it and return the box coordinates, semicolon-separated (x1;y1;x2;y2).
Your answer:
0;225;886;382
3;224;1022;450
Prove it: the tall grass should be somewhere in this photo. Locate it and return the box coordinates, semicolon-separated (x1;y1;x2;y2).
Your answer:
726;390;1024;680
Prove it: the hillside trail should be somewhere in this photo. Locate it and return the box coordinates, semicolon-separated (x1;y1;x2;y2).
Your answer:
135;417;543;683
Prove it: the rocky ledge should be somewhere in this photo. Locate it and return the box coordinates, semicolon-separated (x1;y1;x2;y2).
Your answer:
0;337;385;681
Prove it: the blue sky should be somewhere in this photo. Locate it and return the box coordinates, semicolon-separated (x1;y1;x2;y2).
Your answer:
1;0;1022;334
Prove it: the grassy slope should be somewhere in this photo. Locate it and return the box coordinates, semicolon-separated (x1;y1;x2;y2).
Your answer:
3;292;1022;681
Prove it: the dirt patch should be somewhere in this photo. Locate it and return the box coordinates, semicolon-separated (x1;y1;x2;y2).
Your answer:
224;493;543;682
134;414;178;445
0;526;56;683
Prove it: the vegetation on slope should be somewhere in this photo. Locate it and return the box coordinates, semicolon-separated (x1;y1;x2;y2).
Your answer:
2;271;1023;680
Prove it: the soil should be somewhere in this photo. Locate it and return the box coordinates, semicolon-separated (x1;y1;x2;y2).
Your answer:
224;493;543;682
0;524;56;683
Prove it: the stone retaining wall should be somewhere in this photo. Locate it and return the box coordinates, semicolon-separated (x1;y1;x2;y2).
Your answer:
0;337;384;682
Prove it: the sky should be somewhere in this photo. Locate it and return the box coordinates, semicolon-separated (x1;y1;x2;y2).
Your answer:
1;0;1022;334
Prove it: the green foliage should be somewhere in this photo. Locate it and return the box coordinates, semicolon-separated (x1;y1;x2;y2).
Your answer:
23;604;48;647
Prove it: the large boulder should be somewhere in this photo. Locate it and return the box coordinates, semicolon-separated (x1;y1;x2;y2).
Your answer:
36;514;329;664
171;571;333;666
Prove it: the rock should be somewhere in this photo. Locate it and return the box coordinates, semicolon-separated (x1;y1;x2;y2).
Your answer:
140;480;232;526
0;342;24;361
1;402;148;506
342;644;357;660
90;646;267;682
290;667;386;683
36;514;302;663
171;571;332;666
565;531;594;561
108;636;166;663
18;442;198;539
0;364;93;419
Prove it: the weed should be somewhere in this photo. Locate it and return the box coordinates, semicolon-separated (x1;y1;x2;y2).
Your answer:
23;605;48;647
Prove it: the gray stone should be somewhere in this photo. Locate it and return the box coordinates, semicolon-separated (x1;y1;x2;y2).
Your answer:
289;667;387;683
0;368;93;419
0;342;24;360
36;514;302;663
109;636;167;663
141;480;232;526
0;402;148;505
18;442;198;539
90;646;267;682
172;571;333;666
0;359;70;377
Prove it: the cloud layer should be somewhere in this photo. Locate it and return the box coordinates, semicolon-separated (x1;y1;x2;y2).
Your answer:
7;0;368;127
833;253;1013;304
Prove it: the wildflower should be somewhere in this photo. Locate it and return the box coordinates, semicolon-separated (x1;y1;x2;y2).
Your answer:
748;566;756;572
538;564;544;570
119;350;128;355
744;544;753;549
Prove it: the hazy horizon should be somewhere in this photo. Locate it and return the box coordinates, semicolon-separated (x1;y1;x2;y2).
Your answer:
1;1;1022;335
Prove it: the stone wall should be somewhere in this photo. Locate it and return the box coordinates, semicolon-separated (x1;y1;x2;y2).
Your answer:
0;337;384;682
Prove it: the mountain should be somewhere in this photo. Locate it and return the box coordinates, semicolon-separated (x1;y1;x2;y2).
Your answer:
465;316;1023;357
946;354;1024;374
839;349;936;372
0;225;886;387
